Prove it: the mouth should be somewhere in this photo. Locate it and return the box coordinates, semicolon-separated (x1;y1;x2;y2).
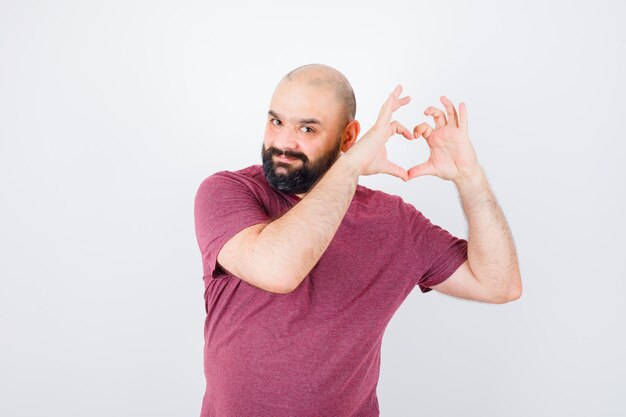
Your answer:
275;154;300;163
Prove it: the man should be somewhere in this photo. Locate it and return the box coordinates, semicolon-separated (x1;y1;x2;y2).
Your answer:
194;63;522;416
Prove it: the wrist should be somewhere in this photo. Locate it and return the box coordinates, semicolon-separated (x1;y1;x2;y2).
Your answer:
335;152;361;178
452;167;487;190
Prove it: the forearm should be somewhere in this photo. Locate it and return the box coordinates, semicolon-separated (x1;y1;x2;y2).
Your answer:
254;154;360;291
454;168;522;300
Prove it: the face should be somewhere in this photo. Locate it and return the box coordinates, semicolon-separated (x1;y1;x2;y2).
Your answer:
261;136;342;195
261;79;345;195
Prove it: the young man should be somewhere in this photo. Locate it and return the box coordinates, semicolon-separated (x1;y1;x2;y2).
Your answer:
194;63;522;416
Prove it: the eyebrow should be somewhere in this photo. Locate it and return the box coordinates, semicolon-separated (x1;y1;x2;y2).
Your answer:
268;110;322;125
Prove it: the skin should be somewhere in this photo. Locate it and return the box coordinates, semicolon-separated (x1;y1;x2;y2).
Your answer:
406;94;522;302
261;64;361;198
408;95;480;181
250;65;522;300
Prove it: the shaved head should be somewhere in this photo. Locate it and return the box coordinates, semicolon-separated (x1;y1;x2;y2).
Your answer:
281;63;356;128
262;63;361;196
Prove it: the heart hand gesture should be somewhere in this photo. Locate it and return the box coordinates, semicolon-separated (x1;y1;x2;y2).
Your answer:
343;85;414;182
409;97;481;183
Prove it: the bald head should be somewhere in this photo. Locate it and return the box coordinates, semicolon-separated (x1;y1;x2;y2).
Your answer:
280;63;356;128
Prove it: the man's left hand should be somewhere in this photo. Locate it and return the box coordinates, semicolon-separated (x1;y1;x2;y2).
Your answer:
409;96;481;183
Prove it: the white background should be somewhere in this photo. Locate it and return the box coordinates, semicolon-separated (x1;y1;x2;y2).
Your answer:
1;0;624;416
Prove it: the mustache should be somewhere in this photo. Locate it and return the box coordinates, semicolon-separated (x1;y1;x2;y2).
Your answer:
268;147;307;162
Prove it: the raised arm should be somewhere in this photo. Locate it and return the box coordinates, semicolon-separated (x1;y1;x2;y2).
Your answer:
408;96;522;303
220;85;414;293
247;155;359;293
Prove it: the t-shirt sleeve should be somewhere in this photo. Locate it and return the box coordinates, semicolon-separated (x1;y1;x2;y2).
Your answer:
408;205;468;293
194;172;271;279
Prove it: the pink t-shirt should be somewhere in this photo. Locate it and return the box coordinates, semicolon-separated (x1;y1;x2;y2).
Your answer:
193;164;468;417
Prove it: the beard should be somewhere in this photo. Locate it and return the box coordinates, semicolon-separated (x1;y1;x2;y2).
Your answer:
261;139;342;195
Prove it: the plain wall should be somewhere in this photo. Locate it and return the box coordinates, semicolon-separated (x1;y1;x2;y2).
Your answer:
1;0;624;416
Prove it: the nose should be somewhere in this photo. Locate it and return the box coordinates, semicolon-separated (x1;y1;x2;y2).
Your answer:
272;125;300;154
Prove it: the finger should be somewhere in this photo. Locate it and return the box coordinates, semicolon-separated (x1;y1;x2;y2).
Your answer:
391;84;402;98
459;102;468;132
407;161;437;180
390;120;414;140
376;92;396;126
413;122;434;139
424;106;447;128
382;160;409;182
441;96;459;127
377;85;409;126
392;95;411;112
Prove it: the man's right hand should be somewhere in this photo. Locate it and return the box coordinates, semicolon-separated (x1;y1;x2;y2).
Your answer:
343;85;413;181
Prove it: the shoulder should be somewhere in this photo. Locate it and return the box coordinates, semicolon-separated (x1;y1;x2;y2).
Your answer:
199;163;263;184
196;164;265;195
195;164;296;213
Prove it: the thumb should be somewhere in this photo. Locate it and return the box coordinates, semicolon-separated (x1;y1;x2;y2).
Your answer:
381;160;409;182
407;161;436;180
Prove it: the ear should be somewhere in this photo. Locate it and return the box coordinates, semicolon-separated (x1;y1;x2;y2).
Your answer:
340;120;360;153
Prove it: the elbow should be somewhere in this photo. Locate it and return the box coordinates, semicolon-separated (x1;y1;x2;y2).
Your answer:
262;283;290;294
248;253;299;295
504;284;523;303
254;270;301;294
277;286;296;294
272;280;298;294
509;271;524;301
486;273;522;304
276;272;309;294
253;257;306;294
498;278;523;304
275;274;303;294
255;275;295;294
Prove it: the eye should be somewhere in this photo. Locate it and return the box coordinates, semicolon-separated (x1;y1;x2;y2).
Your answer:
300;126;315;134
270;118;281;126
